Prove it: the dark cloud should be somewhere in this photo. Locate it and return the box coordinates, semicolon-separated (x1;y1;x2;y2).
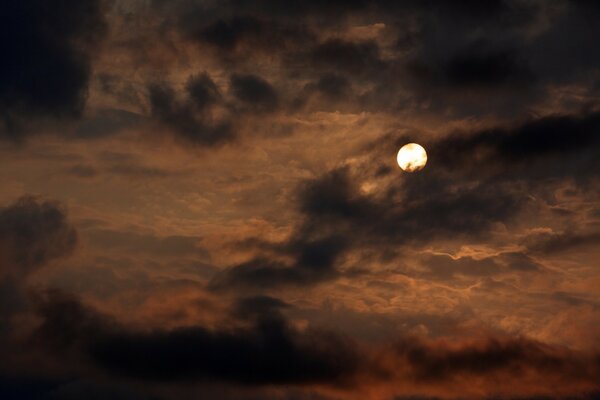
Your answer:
298;168;373;220
298;167;520;245
0;0;106;139
305;74;352;101
146;0;597;122
441;44;532;87
213;111;600;290
230;74;279;112
232;295;290;319
316;74;351;97
1;2;600;398
199;17;265;50
186;73;222;109
149;79;235;146
430;111;600;181
527;0;600;82
20;290;600;393
92;319;357;384
31;289;116;353
30;290;360;385
231;0;368;18
213;164;521;289
192;16;314;54
210;235;347;289
0;197;77;340
0;197;77;276
310;39;386;78
392;336;598;383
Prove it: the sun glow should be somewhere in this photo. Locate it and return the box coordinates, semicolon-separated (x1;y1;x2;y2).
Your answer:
397;143;428;172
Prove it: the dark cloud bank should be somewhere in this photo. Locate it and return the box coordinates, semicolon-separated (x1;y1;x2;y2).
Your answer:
0;0;106;140
1;0;600;399
212;107;600;293
0;196;598;399
3;0;599;145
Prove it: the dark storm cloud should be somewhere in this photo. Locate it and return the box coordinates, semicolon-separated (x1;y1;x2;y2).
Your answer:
215;107;600;290
145;0;599;122
232;295;290;319
91;318;357;384
213;164;522;289
230;74;279;112
299;167;520;244
0;197;77;338
392;336;598;382
191;16;314;54
0;197;77;276
31;289;360;385
210;235;348;289
230;0;368;17
31;289;117;352
528;0;600;82
148;79;235;146
311;74;352;100
430;111;600;180
186;73;222;109
199;17;265;50
21;290;600;392
310;39;386;78
0;0;106;140
399;0;600;115
410;42;533;88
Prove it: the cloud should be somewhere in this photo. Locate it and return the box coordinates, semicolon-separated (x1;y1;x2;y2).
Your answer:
213;161;523;289
214;110;600;291
523;230;600;254
186;73;222;109
391;335;599;385
199;17;266;51
411;42;533;88
210;235;348;289
30;290;360;385
192;16;313;55
0;197;77;277
310;39;386;78
18;290;600;397
0;196;77;340
0;0;106;139
430;111;600;181
309;74;352;100
74;108;142;139
148;78;235;146
230;74;279;112
85;229;210;259
298;167;520;244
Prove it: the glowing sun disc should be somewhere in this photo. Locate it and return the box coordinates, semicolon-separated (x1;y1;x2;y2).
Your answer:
397;143;427;172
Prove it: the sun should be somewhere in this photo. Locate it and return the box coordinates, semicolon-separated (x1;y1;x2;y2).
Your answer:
397;143;427;172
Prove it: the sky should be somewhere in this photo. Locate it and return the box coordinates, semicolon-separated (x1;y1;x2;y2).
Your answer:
1;1;599;399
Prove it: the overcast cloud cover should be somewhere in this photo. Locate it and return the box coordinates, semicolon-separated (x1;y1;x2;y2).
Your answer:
0;1;599;399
